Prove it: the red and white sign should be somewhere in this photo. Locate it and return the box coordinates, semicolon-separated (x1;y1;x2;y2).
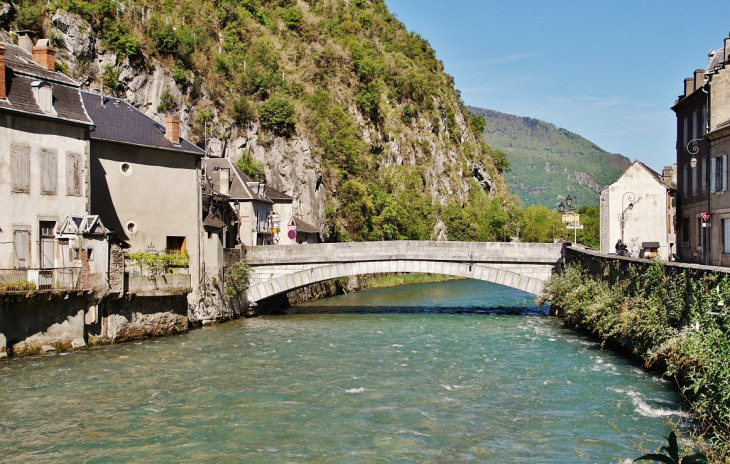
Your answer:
702;213;713;223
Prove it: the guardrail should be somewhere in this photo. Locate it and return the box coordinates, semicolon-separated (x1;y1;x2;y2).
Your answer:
0;268;82;292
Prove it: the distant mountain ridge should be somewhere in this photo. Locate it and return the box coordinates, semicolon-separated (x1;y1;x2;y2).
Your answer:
468;107;631;208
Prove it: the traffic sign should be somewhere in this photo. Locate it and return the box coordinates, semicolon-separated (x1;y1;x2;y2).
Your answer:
566;225;584;230
702;213;712;223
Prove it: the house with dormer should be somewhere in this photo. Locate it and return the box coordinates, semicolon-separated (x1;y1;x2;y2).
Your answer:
0;40;94;289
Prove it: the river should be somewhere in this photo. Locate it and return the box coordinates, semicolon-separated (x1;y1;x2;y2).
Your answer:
0;279;684;462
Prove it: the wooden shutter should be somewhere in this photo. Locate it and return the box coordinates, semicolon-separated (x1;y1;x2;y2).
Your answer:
40;148;58;194
14;230;29;269
11;145;30;192
66;152;82;196
711;157;716;193
723;154;728;192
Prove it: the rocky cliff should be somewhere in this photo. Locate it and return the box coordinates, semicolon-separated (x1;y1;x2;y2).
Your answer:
1;0;508;240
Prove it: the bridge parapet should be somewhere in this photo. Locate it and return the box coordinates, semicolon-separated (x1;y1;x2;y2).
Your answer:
244;241;563;265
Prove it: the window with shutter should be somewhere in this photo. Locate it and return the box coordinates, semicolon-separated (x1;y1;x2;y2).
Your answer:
723;154;728;192
11;145;30;192
711;157;717;193
40;148;58;195
66;152;82;196
14;229;30;269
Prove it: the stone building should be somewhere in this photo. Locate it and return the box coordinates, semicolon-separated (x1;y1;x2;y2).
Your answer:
600;161;677;259
673;32;730;265
81;91;205;292
0;40;94;281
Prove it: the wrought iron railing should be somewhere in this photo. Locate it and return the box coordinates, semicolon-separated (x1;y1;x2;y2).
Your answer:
0;268;82;292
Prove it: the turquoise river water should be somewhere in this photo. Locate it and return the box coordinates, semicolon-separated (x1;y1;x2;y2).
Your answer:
1;279;685;462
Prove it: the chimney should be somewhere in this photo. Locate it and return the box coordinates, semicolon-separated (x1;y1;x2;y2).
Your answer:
694;68;706;91
165;116;180;145
725;34;730;64
17;34;33;52
220;168;230;196
31;39;55;72
662;166;675;187
0;45;5;100
684;77;694;97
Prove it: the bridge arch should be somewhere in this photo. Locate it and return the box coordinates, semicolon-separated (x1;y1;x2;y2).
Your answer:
246;260;546;304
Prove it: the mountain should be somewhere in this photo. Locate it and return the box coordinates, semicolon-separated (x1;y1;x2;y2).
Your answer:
1;0;516;242
468;107;631;209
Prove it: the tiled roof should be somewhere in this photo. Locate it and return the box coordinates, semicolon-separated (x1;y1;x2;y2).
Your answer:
0;42;92;125
81;91;204;156
201;157;293;204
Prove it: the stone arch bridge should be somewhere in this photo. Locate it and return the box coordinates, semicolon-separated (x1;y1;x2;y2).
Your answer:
244;241;564;304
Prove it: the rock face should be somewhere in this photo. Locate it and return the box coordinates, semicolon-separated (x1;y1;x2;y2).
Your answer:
95;295;189;344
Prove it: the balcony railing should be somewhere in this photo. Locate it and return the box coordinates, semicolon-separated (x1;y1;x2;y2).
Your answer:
0;268;82;293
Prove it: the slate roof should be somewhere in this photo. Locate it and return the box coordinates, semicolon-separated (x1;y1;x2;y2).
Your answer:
81;91;204;156
292;216;319;234
201;157;294;205
0;42;92;125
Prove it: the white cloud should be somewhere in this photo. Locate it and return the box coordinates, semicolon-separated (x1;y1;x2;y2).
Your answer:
448;52;540;70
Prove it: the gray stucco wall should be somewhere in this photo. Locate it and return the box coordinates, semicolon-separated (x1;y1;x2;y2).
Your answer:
89;140;200;290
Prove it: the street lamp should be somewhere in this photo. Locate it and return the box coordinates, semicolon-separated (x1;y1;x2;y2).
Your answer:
687;137;710;264
620;191;635;245
557;196;576;242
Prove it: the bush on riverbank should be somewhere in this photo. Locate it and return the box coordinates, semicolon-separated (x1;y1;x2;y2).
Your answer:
539;262;730;462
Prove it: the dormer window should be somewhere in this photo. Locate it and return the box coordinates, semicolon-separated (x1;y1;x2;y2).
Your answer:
31;81;55;115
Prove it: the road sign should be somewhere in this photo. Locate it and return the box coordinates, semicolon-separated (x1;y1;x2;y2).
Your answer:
566;225;584;230
288;217;296;227
702;213;712;223
287;230;296;239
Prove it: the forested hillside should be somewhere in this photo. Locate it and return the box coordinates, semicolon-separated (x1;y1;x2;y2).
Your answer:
0;0;518;242
468;107;631;208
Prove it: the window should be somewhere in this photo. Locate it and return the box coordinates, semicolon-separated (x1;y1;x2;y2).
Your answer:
86;248;94;261
683;165;688;195
712;154;728;192
66;153;82;196
702;105;708;135
13;229;30;269
692;164;697;194
166;236;187;254
39;221;56;237
692;111;698;140
724;219;730;254
40;148;58;195
11;145;30;192
31;81;54;114
682;217;690;247
39;221;55;269
697;217;703;248
683;117;688;146
701;157;707;192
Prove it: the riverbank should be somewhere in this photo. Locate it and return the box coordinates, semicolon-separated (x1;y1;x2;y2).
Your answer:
540;260;730;462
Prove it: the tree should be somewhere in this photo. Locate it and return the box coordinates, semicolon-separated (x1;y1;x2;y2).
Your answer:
576;205;599;249
339;179;375;241
520;205;562;243
235;150;265;181
259;97;295;136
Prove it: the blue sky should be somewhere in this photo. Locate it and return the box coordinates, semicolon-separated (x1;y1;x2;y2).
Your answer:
385;0;730;172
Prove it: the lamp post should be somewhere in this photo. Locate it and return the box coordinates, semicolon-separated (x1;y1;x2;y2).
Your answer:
687;137;710;264
558;195;576;243
620;191;635;245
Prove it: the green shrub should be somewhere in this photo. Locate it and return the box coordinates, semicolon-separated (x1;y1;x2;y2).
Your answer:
235;150;265;181
259;97;295;136
283;6;302;30
156;88;178;114
224;261;251;300
154;24;179;54
232;98;256;126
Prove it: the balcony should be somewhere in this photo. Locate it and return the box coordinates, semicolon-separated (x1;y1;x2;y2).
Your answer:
0;268;82;294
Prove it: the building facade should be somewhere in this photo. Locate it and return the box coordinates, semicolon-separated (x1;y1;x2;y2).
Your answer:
600;161;676;259
673;33;730;265
81;92;205;290
0;41;94;277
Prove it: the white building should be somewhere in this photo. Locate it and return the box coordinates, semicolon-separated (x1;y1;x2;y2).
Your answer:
0;41;94;273
600;161;677;259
